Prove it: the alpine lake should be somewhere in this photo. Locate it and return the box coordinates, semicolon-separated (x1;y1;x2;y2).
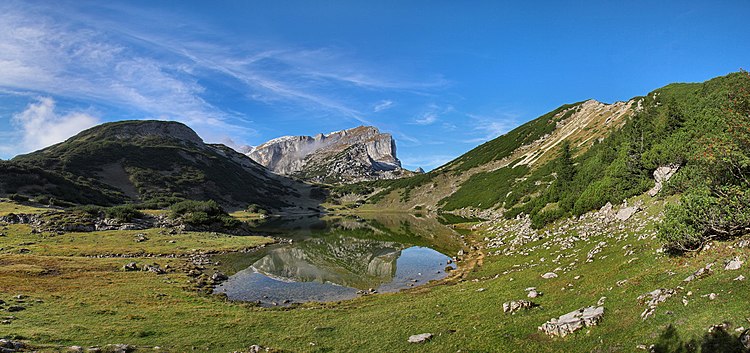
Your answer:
211;213;468;306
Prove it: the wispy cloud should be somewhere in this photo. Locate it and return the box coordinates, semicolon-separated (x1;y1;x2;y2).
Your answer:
411;103;454;125
400;154;455;171
10;97;101;154
373;100;394;112
462;112;519;143
0;2;447;154
414;112;438;125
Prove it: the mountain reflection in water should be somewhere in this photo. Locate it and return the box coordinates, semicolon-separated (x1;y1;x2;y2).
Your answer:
213;213;462;305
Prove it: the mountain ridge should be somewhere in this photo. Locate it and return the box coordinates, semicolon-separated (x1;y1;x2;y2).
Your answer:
247;125;414;183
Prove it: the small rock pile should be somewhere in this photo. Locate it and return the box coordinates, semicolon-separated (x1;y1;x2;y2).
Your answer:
539;306;605;337
503;300;536;314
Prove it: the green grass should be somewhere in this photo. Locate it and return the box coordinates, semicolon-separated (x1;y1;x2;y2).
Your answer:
2;198;749;352
0;200;50;217
0;226;273;257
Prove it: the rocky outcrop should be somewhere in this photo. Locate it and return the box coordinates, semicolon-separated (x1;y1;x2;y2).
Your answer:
539;306;605;337
648;164;680;196
247;126;412;183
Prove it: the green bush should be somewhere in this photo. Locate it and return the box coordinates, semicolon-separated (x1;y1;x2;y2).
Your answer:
104;205;143;222
169;200;236;227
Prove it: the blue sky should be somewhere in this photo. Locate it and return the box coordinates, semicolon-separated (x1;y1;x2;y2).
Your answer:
0;1;749;170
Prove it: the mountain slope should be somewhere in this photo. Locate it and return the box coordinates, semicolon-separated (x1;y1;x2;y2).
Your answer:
349;72;749;229
7;120;321;211
248;126;414;183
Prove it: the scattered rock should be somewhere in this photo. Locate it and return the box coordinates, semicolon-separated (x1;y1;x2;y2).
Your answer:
735;275;746;281
527;290;541;298
142;264;165;275
211;272;229;283
6;306;25;312
0;339;25;351
638;288;677;320
407;333;433;343
68;346;84;352
503;300;536;314
134;234;148;242
541;272;558;279
683;263;713;282
597;296;607;306
103;344;133;353
539;306;605;337
740;329;750;349
725;257;743;271
122;262;138;271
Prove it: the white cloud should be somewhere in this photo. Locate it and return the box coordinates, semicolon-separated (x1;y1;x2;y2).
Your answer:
11;97;100;153
462;113;518;143
400;154;455;171
414;112;438;125
373;100;394;112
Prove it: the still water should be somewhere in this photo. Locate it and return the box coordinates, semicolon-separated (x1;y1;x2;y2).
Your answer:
212;213;464;305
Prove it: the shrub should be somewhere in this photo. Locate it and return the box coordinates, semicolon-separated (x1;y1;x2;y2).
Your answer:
104;205;143;222
169;200;236;227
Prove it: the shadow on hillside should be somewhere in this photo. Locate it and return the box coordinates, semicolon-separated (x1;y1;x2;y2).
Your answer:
653;324;747;353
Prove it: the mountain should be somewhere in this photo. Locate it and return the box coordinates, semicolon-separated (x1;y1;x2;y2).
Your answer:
247;126;415;183
5;120;322;211
350;72;750;232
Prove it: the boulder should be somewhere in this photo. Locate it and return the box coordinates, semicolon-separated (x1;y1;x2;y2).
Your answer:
539;306;605;337
684;263;713;282
648;164;680;197
503;300;536;314
122;262;138;271
142;264;165;275
615;202;641;221
407;333;433;343
541;272;558;279
725;257;743;271
740;329;750;349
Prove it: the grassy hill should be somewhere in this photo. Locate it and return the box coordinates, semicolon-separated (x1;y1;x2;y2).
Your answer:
343;72;750;233
5;120;318;211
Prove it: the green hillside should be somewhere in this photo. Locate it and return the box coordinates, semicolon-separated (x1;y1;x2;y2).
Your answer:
5;120;310;210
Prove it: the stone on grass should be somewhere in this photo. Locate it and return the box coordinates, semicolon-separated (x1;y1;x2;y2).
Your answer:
725;257;743;271
539;306;605;337
683;263;713;282
740;329;750;349
408;333;433;343
503;300;536;314
541;272;558;279
122;262;138;271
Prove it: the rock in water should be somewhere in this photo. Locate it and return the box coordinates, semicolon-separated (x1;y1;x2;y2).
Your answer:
539;306;605;337
408;333;433;343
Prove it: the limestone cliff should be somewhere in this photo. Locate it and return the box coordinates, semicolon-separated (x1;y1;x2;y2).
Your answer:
247;126;412;183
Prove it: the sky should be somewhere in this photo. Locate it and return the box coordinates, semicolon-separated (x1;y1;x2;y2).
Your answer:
0;1;749;170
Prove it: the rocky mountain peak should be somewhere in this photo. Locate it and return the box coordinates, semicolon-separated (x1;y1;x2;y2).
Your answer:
247;126;410;183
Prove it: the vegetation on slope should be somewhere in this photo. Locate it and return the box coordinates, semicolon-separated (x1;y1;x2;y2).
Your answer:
7;120;295;210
